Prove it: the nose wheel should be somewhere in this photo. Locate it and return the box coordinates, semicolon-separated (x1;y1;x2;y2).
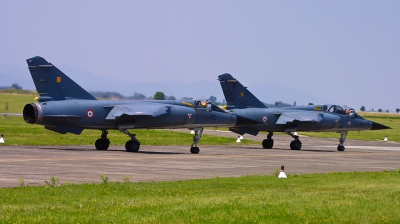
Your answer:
119;127;141;152
95;130;110;150
287;131;302;150
290;140;302;150
190;128;203;154
125;139;140;152
337;132;347;151
190;147;200;154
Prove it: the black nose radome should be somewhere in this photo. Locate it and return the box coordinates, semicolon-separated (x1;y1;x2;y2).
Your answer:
371;121;390;130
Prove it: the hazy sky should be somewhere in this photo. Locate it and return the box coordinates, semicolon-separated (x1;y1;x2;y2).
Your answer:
1;1;399;110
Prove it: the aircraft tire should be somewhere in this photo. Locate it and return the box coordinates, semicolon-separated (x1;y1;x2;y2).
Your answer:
262;139;274;149
337;145;345;151
290;141;301;150
125;140;140;152
190;147;200;154
95;139;110;150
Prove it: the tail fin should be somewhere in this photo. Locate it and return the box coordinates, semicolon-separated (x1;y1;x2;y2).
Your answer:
218;73;267;109
26;56;96;101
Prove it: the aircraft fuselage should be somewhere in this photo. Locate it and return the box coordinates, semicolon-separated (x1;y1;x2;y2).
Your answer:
24;99;237;131
230;107;374;133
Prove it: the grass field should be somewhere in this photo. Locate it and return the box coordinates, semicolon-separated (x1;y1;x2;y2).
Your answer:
0;171;399;223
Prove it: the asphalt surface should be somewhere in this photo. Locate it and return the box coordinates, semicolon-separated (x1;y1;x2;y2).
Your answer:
1;130;399;188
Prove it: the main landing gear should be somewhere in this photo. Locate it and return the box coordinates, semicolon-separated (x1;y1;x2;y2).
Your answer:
287;131;302;150
119;127;141;152
261;131;301;150
95;130;110;150
190;128;203;154
337;132;347;151
262;132;274;149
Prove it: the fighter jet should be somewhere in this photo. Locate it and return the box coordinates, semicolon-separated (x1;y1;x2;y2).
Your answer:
22;56;246;154
218;73;390;151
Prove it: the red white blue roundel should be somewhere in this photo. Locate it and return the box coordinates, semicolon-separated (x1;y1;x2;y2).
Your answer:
87;110;94;118
262;116;267;123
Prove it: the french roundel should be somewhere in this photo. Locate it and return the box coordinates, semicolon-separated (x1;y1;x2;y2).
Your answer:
87;110;94;118
262;116;267;123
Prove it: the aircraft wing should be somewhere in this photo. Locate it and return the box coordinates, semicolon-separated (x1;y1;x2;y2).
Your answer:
276;111;322;124
105;104;169;120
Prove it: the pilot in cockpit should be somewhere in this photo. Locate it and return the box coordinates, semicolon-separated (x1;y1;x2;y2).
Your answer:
196;100;211;110
327;105;356;118
344;108;355;118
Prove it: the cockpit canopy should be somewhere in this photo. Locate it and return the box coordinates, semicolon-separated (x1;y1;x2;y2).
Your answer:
314;104;364;119
194;100;226;113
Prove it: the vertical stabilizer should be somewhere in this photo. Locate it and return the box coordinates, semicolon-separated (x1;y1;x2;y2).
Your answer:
218;73;267;109
26;56;96;101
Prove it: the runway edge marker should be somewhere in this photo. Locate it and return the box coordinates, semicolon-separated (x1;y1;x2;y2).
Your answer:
278;165;287;178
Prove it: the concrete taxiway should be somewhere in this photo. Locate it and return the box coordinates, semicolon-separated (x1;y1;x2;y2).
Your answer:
0;132;399;188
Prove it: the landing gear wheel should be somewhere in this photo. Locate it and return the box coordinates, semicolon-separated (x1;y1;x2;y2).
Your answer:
95;139;110;150
338;132;347;152
190;128;203;154
290;141;302;150
125;140;140;152
190;147;200;154
262;139;274;149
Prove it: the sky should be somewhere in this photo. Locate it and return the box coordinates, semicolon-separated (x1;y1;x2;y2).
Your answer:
1;1;399;111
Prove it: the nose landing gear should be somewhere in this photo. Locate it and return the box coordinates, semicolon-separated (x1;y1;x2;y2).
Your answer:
190;128;203;154
287;131;302;150
337;132;347;151
119;127;141;152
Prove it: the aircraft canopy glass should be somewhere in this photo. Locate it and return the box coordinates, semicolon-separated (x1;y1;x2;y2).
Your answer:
195;100;226;112
322;104;364;119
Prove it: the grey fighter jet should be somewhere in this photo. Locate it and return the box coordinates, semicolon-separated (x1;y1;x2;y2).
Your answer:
22;56;248;154
218;73;390;151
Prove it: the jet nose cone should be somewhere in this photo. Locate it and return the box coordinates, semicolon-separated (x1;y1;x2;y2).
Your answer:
371;121;391;130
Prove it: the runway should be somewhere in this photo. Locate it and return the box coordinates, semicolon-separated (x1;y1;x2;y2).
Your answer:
0;132;399;188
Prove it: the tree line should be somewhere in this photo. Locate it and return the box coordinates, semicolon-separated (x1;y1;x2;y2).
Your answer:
90;91;222;103
360;106;399;113
0;83;22;90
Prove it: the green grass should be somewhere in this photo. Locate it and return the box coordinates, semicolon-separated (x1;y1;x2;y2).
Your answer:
0;91;38;113
1;171;400;223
